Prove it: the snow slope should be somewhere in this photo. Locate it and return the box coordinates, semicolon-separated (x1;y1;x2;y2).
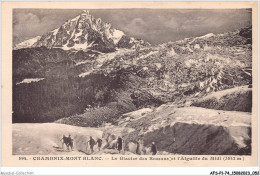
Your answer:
16;78;45;85
13;123;103;155
14;36;41;50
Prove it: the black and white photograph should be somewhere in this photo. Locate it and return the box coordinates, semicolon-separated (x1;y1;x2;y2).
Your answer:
11;7;254;157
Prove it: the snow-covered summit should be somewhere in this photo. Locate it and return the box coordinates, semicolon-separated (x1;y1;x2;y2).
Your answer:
14;10;149;52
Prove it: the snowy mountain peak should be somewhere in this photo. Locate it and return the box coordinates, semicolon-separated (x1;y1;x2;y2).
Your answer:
14;10;149;52
82;10;90;15
14;36;41;50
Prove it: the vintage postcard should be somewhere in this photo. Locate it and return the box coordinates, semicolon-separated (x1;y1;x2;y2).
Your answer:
1;1;258;167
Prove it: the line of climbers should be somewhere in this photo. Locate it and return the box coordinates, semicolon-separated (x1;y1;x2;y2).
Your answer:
60;135;157;155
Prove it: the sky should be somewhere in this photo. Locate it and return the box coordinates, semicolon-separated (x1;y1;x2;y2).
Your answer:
13;9;252;46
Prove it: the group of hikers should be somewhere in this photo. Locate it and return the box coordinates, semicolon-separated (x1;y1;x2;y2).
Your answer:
135;141;157;155
88;136;103;153
60;135;74;151
60;135;157;155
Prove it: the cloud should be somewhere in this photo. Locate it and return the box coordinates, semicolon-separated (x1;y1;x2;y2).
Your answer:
13;12;49;44
13;10;76;45
124;18;148;35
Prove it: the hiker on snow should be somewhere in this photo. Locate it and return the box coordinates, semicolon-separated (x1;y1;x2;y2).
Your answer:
136;140;141;155
68;134;74;151
89;136;96;153
60;134;73;151
151;142;157;155
116;136;123;153
97;138;103;151
60;135;66;149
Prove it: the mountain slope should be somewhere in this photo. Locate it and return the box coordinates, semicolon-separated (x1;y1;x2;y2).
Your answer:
192;85;252;112
12;26;252;124
14;10;150;52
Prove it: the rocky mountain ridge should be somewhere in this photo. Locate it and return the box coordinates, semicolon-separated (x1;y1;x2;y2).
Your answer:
14;10;150;52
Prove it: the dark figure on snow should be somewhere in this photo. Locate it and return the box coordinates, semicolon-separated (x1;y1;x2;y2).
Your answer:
60;135;66;149
151;142;157;155
68;135;74;151
116;136;123;153
136;141;141;155
97;138;102;151
60;135;73;151
89;136;96;153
